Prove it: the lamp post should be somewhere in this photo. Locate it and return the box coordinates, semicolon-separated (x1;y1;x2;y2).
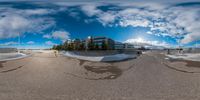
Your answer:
176;33;181;54
196;41;198;48
18;32;20;53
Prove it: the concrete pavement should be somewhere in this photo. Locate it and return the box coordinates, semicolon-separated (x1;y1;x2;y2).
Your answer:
0;51;200;100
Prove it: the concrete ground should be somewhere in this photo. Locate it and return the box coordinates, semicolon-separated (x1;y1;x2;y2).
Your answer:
0;51;200;100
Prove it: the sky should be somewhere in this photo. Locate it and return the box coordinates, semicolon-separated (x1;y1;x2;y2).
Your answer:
0;0;200;49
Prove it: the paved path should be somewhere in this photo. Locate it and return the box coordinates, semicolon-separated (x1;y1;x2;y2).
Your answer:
0;51;200;100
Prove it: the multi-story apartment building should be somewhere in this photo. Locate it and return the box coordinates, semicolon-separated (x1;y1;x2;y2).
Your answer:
114;42;125;50
124;43;135;49
61;36;135;50
86;36;115;50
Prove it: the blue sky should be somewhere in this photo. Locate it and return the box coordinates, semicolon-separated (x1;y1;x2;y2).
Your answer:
0;0;200;49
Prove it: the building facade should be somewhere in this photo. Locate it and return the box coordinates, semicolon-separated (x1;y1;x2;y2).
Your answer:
114;42;125;50
124;43;135;49
86;36;115;50
59;36;135;50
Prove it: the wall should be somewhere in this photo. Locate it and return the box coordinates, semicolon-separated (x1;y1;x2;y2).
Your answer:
0;48;18;53
68;50;141;57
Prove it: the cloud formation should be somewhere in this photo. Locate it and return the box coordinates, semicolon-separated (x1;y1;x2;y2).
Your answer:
79;2;200;44
0;7;55;39
45;41;56;45
52;31;70;42
0;1;199;47
0;15;29;39
125;38;169;47
27;41;35;44
0;41;18;46
43;34;52;39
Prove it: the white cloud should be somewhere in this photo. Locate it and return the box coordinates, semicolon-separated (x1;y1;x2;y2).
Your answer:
170;8;200;44
0;41;18;46
0;15;30;39
194;44;200;48
98;12;116;26
43;34;52;39
52;31;70;42
117;2;168;10
125;38;170;47
81;3;116;26
81;4;102;17
45;41;56;45
80;2;200;44
0;7;55;39
27;41;35;44
0;1;199;45
119;18;150;27
23;9;50;15
54;1;91;7
147;31;153;34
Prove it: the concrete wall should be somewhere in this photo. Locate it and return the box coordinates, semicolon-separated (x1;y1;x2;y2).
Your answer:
0;48;18;53
163;48;200;54
68;50;141;57
183;48;200;53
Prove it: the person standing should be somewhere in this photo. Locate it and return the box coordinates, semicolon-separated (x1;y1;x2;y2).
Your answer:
54;50;57;57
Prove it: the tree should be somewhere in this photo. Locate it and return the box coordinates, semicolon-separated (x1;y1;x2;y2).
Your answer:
63;41;68;50
79;43;85;50
52;45;57;50
57;44;63;50
52;44;63;51
88;42;94;50
67;43;73;51
94;44;99;50
101;41;108;50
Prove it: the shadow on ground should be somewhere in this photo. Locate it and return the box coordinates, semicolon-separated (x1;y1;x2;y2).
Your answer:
160;55;200;73
0;61;25;73
65;58;136;80
0;61;5;68
168;59;200;68
83;65;122;80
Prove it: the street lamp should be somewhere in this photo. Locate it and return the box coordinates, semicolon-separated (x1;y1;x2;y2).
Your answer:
18;32;20;53
176;33;181;54
196;41;198;48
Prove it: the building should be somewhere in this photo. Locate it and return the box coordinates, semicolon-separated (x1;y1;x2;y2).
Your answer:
86;36;115;50
64;39;85;50
59;36;136;50
72;39;81;50
114;42;135;50
124;43;135;49
114;42;125;50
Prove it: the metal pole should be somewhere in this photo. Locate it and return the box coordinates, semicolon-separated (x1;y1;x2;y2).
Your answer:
18;32;20;53
196;41;197;48
176;33;180;54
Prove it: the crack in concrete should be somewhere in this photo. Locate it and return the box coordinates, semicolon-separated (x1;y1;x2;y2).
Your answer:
65;58;136;80
0;61;6;68
151;53;200;74
0;66;23;73
163;63;198;73
83;65;122;80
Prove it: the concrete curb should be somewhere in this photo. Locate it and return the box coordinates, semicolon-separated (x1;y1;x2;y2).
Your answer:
0;53;31;62
62;51;137;62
